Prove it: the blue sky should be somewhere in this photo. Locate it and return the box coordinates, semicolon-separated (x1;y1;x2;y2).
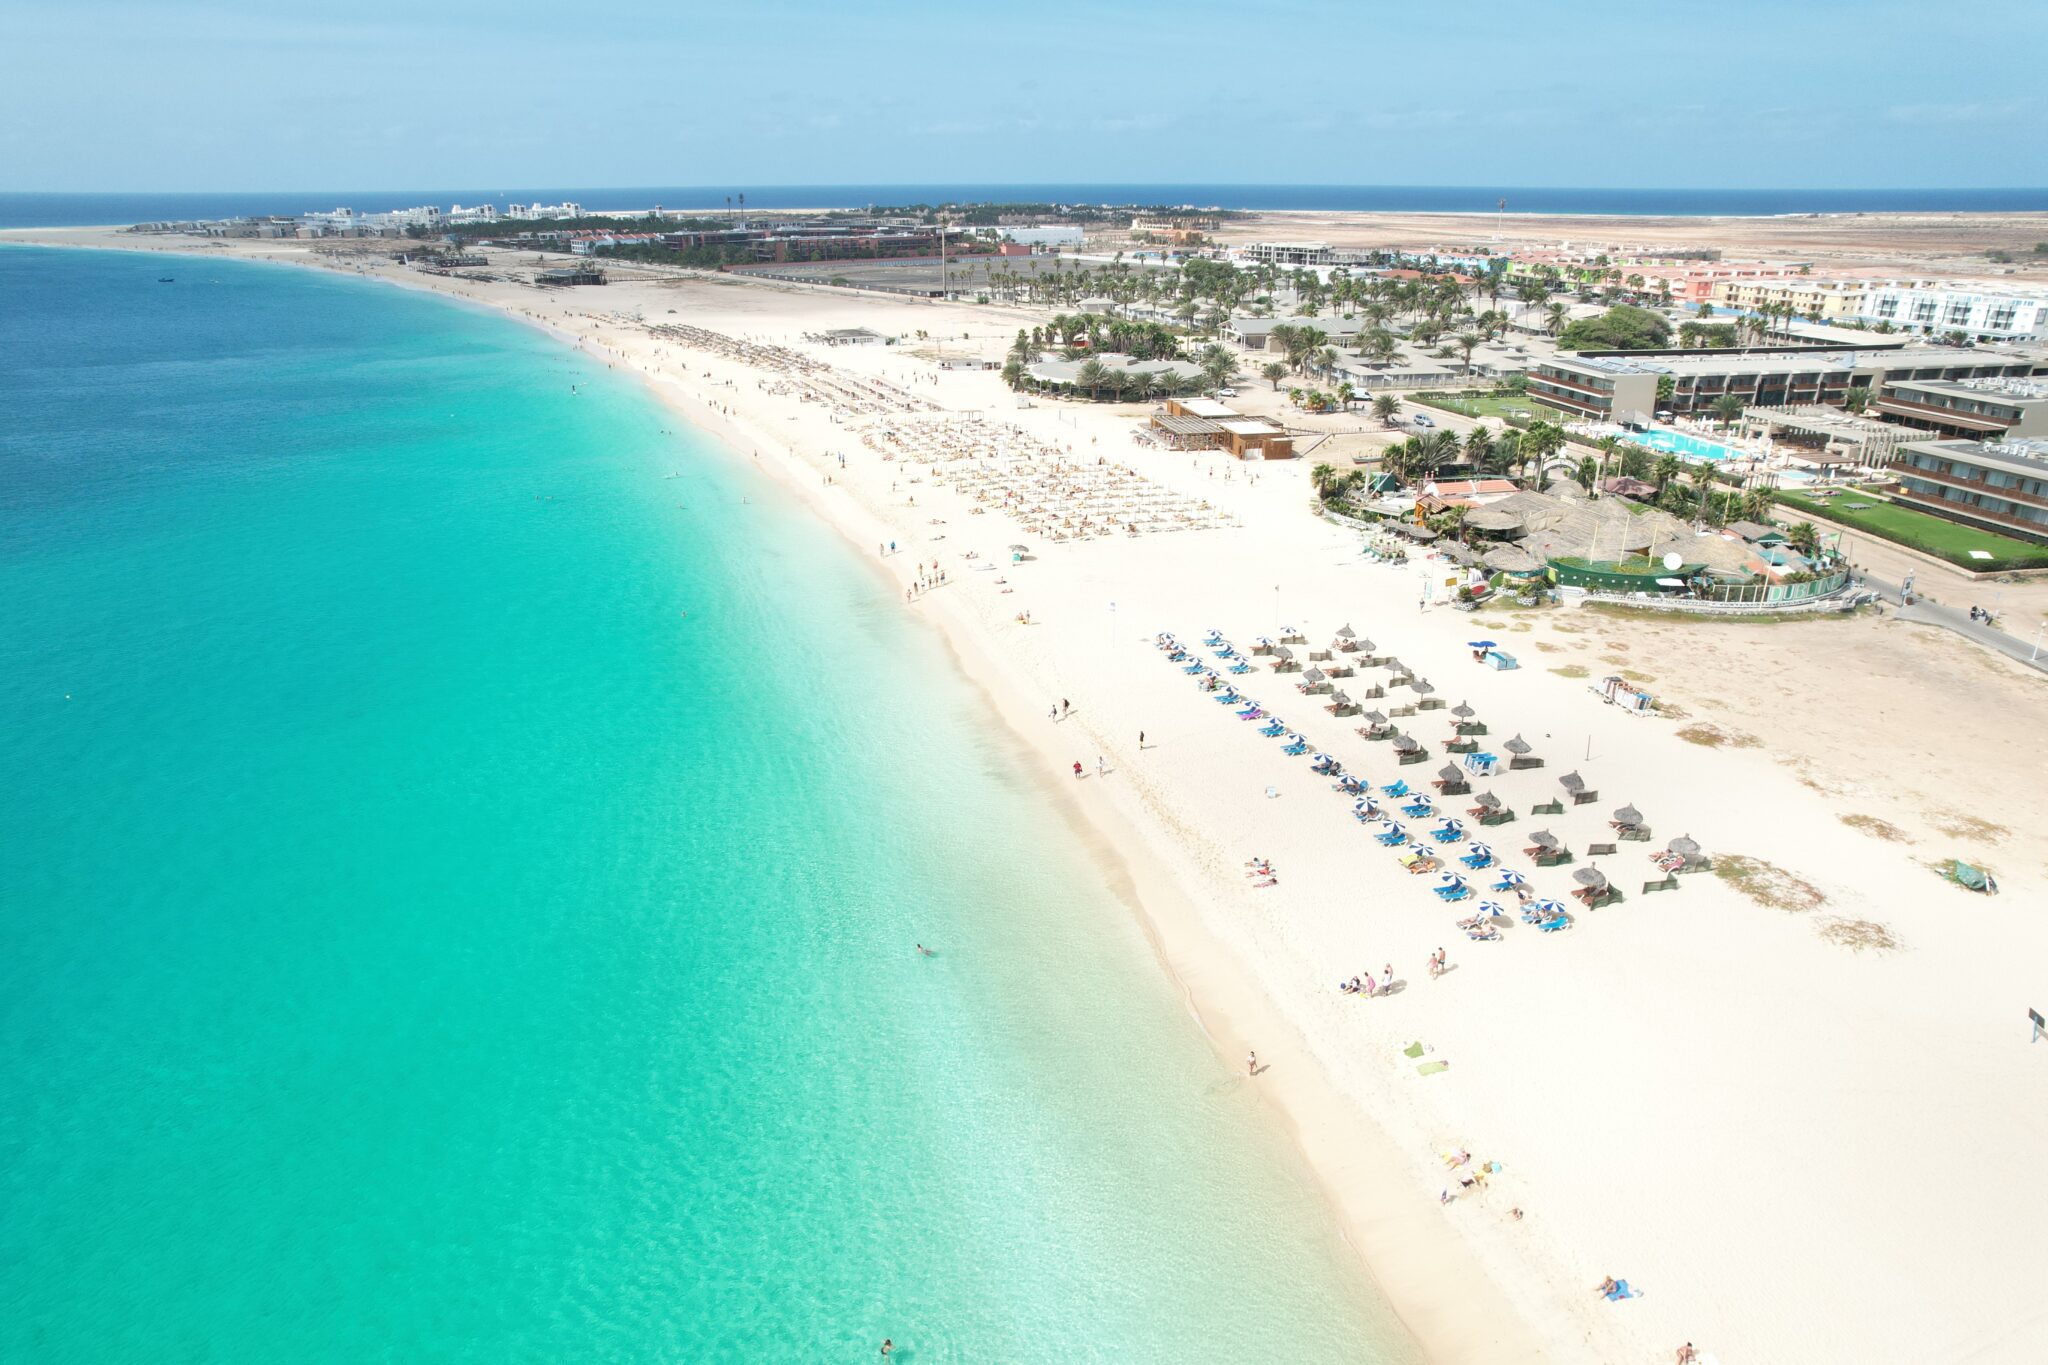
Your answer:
5;0;2043;191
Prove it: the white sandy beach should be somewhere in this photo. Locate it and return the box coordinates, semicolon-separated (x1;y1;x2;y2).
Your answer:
17;228;2048;1365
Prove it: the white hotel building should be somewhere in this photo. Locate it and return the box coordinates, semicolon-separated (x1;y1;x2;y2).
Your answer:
1855;281;2048;343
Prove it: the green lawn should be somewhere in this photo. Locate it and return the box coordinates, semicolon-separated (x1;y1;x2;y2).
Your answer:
1776;490;2048;570
1412;392;1543;424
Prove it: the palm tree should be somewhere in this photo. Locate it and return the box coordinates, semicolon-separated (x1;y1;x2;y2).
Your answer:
1710;394;1744;428
1000;358;1025;390
1787;521;1821;557
1314;346;1340;379
1261;361;1288;391
1651;453;1681;495
1453;331;1482;374
1075;358;1108;400
1335;381;1356;411
1310;463;1341;499
1844;385;1871;414
1463;424;1491;468
1372;393;1401;427
1544;301;1568;337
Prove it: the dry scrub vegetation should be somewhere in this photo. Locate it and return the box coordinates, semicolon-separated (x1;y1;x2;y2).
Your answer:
1715;854;1827;913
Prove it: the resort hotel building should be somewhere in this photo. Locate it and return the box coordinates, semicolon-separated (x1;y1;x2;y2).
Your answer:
1871;376;2048;442
1529;346;2048;424
1891;438;2048;543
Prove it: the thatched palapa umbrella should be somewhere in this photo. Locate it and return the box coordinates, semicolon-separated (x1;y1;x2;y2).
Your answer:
1301;666;1325;683
1559;770;1586;795
1528;829;1559;849
1472;791;1503;811
1362;709;1388;726
1335;623;1356;639
1504;734;1533;756
1668;835;1701;864
1574;866;1609;891
1451;701;1476;721
1392;734;1421;753
1613;803;1644;828
1437;764;1464;785
1413;678;1436;698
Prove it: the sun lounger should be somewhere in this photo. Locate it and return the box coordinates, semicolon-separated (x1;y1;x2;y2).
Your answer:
1379;779;1409;797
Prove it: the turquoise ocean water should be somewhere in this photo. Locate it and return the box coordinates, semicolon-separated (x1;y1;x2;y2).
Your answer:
0;248;1415;1362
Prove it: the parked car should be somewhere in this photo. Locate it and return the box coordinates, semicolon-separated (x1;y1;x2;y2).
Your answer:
1411;413;1434;427
1213;387;1237;398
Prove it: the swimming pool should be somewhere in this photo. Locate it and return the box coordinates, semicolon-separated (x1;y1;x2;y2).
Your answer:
1629;427;1745;464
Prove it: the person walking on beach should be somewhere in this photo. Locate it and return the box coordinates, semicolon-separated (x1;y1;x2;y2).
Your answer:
1061;698;1070;718
1072;760;1083;778
1097;755;1107;777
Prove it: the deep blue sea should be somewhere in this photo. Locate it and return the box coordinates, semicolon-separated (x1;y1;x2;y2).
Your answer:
0;246;1415;1362
2;184;2045;227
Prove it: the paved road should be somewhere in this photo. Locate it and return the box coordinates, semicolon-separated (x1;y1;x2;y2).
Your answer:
1859;572;2048;672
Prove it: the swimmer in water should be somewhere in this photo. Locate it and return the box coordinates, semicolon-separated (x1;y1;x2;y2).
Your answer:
916;944;934;957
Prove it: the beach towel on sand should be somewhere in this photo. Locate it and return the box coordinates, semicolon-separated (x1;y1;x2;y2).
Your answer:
1416;1060;1450;1076
1402;1041;1425;1059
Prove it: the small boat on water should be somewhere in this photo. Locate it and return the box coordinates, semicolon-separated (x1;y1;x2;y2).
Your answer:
157;277;174;283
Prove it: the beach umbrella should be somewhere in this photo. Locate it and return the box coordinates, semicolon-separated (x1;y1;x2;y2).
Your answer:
1438;872;1465;890
1353;796;1376;812
1465;641;1496;650
1311;752;1334;764
1476;901;1508;918
1558;771;1586;795
1335;623;1356;639
1378;820;1405;838
1413;679;1436;697
1451;701;1476;720
1669;835;1701;860
1468;842;1492;860
1008;543;1030;552
1286;732;1306;744
1255;635;1274;647
1437;764;1464;784
1302;666;1326;683
1528;829;1559;849
1496;868;1529;886
1363;710;1387;725
1473;791;1502;811
1574;867;1609;891
1330;690;1353;707
1504;734;1533;755
1613;803;1644;827
1274;645;1295;660
1392;734;1420;752
1530;898;1570;916
1358;638;1377;652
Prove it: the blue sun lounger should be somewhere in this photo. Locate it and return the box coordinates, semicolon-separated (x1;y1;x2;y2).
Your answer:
1379;779;1409;797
